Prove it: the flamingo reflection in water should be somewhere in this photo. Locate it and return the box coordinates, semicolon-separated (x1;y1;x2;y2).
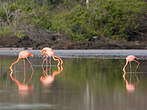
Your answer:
10;51;34;92
40;47;63;86
122;55;140;92
40;63;63;86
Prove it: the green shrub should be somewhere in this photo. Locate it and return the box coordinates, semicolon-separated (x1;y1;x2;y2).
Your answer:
14;30;25;38
92;0;147;40
50;0;147;41
0;26;13;36
51;5;98;41
0;0;146;42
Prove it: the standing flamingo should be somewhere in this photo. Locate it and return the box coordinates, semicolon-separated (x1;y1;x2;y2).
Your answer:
10;50;34;91
123;55;140;78
40;47;63;74
40;47;63;86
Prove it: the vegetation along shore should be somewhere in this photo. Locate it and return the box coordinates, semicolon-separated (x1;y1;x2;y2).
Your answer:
0;0;147;49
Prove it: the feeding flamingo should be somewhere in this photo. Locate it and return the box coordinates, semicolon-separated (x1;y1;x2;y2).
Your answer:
123;55;140;78
10;50;34;91
40;47;63;74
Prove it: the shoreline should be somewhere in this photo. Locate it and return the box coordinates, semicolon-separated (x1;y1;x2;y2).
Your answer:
1;49;147;59
1;36;147;50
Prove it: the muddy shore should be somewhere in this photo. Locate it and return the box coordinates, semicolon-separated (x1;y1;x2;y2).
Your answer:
0;36;147;49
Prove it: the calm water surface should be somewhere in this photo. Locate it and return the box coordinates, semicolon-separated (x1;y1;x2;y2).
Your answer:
0;55;147;110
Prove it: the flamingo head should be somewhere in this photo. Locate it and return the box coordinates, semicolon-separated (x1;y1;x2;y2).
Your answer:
40;49;47;56
41;48;53;52
28;53;33;57
126;55;137;62
40;49;47;53
18;51;33;59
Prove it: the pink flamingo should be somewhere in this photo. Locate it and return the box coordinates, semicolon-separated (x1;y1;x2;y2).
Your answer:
40;47;63;74
10;50;34;91
123;55;140;78
122;55;140;92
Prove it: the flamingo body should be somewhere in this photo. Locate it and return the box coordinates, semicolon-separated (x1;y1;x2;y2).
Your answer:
41;47;54;57
41;47;63;69
18;51;33;59
126;55;136;62
123;55;139;73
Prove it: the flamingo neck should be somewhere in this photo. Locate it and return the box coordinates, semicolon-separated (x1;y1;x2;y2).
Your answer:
123;61;128;73
9;58;21;86
10;58;20;75
53;56;63;66
122;61;128;79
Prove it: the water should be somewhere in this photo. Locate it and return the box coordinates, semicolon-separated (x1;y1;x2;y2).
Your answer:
1;49;147;58
0;50;147;110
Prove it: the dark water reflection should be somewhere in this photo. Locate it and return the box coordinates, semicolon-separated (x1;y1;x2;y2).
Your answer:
0;56;147;110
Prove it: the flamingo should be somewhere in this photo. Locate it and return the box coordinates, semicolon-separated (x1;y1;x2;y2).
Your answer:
10;50;34;91
40;47;63;74
123;55;140;78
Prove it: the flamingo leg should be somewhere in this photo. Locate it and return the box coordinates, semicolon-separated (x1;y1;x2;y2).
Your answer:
26;58;34;73
134;60;140;84
49;56;51;71
23;59;26;84
129;62;132;73
26;57;34;83
134;60;140;73
46;56;48;75
42;56;46;75
129;62;132;81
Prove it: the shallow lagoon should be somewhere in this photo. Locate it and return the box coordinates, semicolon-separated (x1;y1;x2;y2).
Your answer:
0;50;147;110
